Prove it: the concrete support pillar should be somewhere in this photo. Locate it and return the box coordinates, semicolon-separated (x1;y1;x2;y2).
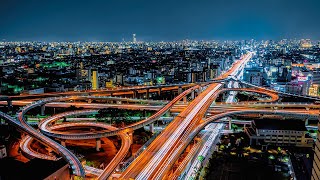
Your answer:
133;90;138;99
96;138;101;151
146;89;150;99
171;90;175;99
305;119;309;126
117;101;122;104
7;100;12;111
41;105;46;116
128;132;133;145
221;93;225;101
88;99;92;103
228;118;232;130
149;123;154;133
183;96;187;103
191;91;195;100
178;86;182;94
158;88;162;96
61;141;66;147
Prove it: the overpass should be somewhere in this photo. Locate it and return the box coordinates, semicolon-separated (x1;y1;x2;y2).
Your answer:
0;86;280;115
0;111;85;177
235;78;320;101
119;53;318;179
0;96;168;107
9;54;245;178
161;109;318;180
119;52;253;179
13;83;203;178
169;123;224;179
5;51;320;179
9;79;225;100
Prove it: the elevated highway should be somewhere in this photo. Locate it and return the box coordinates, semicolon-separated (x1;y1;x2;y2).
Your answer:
120;52;253;179
0;110;85;177
169;123;224;179
19;84;202;137
16;110;86;177
5;51;320;179
1;86;280;113
161;109;318;180
119;52;319;179
237;79;320;101
0;96;168;107
20;135;59;161
218;88;279;102
14;81;203;178
9;79;225;100
23;110;131;179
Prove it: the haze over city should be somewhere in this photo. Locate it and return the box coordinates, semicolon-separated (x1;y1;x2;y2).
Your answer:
1;0;320;41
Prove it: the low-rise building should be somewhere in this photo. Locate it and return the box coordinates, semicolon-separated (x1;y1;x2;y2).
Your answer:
312;121;320;180
245;119;313;147
243;67;264;86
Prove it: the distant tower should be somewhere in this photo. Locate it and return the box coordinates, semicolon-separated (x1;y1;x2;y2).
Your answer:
80;62;83;70
133;34;137;43
91;69;99;90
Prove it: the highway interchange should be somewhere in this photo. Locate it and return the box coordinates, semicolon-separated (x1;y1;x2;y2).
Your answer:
0;52;319;179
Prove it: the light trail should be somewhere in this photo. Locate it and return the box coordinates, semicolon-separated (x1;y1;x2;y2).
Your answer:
120;52;253;179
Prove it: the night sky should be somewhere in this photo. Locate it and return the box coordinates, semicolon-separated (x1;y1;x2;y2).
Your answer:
0;0;319;41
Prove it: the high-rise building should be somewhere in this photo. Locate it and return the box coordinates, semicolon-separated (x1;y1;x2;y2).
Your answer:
116;74;124;85
133;34;137;43
91;69;99;90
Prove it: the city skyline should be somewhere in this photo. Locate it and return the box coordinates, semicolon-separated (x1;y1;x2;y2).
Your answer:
0;33;319;179
1;1;320;179
1;0;320;41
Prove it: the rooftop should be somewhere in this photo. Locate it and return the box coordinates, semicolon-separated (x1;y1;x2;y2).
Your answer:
254;119;307;131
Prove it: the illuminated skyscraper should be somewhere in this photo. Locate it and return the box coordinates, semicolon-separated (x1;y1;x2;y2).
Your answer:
80;62;83;70
91;69;99;90
133;34;137;43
